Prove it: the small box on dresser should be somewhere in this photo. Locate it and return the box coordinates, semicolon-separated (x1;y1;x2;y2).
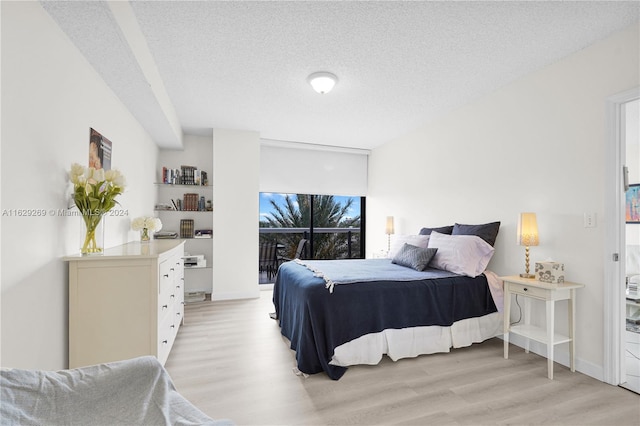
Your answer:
535;261;565;284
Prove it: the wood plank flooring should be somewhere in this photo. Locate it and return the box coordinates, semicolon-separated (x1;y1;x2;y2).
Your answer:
165;289;640;425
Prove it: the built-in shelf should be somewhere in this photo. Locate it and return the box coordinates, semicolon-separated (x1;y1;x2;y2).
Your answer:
158;140;213;295
155;210;213;213
154;183;212;188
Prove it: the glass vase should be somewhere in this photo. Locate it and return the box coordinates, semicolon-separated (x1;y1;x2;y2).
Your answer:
140;227;151;242
80;212;105;255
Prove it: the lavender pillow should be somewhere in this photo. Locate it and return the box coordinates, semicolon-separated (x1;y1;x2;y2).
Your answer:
427;232;495;277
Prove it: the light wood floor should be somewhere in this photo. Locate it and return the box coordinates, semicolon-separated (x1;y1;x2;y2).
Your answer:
165;289;640;426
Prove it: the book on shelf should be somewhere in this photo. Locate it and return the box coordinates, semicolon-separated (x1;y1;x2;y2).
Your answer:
180;219;195;238
183;193;199;211
154;231;178;239
155;203;173;211
160;165;209;186
194;229;212;238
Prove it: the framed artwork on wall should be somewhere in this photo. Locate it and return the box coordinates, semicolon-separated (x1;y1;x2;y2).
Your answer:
89;128;112;171
626;184;640;223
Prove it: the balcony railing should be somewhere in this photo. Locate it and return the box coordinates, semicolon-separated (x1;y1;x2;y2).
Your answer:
259;227;362;259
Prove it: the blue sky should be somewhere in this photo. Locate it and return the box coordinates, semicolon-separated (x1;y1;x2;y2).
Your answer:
259;193;361;222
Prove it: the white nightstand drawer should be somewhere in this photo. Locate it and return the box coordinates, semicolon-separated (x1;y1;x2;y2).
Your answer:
508;282;550;299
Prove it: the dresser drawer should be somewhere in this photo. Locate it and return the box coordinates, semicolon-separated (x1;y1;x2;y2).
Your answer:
157;309;176;365
508;282;551;299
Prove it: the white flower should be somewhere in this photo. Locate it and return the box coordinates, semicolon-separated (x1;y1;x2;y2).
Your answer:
132;216;162;232
69;163;84;183
105;169;126;189
93;167;105;182
131;217;146;230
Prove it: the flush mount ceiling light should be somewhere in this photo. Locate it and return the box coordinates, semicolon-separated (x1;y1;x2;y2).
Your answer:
308;71;338;94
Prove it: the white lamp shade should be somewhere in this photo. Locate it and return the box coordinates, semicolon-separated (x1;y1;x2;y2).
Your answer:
517;212;539;246
308;72;337;94
385;216;395;235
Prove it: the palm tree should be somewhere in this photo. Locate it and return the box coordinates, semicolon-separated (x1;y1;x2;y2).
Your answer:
261;194;361;259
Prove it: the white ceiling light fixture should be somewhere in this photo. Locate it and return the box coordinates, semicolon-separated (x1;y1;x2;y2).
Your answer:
308;71;338;94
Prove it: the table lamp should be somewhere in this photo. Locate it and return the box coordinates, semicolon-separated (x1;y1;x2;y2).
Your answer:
517;212;539;278
385;216;395;252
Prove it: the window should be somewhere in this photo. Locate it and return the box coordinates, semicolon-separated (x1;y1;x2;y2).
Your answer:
259;193;365;260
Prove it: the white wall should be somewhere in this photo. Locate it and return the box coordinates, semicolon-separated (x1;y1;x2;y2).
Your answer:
212;128;260;300
368;23;639;380
1;2;158;369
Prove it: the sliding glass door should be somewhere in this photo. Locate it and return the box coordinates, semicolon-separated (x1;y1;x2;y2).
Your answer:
259;192;365;261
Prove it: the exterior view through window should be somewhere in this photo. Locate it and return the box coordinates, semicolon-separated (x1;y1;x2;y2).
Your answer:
259;193;365;282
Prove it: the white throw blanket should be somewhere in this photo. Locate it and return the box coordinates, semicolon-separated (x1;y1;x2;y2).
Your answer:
0;356;232;426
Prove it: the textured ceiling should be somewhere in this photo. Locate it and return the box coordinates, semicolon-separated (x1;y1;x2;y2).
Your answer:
41;1;639;150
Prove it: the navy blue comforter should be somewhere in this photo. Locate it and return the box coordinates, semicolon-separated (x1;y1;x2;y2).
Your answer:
273;259;497;380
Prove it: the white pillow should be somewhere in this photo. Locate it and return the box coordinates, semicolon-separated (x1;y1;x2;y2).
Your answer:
388;234;430;258
427;231;495;277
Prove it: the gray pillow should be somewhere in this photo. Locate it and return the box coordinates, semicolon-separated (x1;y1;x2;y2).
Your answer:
452;221;501;246
391;243;438;271
419;225;454;235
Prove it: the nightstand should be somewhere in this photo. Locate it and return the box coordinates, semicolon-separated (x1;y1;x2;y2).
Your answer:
501;275;584;379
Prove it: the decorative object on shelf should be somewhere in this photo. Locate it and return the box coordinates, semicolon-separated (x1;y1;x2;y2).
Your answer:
535;261;565;284
517;212;539;278
132;216;163;242
69;163;126;255
180;219;195;238
385;216;395;252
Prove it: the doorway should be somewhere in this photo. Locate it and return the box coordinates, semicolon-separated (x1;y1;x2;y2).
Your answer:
605;88;640;391
622;98;640;393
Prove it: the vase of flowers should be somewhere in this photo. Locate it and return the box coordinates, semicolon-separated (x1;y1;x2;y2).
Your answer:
69;163;126;255
132;216;162;242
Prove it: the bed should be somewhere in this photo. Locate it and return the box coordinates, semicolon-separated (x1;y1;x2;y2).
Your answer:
272;223;504;380
0;356;232;426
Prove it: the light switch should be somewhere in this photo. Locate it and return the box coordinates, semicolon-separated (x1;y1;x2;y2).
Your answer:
584;212;597;228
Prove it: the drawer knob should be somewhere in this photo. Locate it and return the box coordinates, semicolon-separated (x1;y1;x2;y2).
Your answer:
170;294;175;298
170;324;175;329
162;304;168;309
524;287;528;292
162;340;168;344
163;274;169;278
170;268;175;271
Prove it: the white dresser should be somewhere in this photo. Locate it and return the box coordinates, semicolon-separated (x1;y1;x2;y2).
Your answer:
64;240;185;369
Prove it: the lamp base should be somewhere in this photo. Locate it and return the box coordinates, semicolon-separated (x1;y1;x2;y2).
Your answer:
519;273;535;279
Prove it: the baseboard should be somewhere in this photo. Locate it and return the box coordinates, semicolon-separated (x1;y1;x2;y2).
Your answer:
211;289;260;301
500;334;604;382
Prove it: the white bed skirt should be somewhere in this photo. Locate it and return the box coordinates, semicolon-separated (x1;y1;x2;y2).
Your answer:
329;311;503;367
